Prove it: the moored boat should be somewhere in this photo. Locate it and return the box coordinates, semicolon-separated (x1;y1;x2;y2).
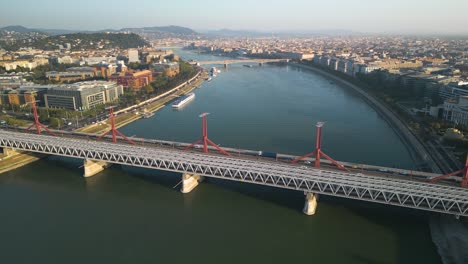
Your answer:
172;93;195;108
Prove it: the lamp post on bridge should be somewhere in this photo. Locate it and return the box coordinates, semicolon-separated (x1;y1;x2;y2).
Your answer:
291;122;349;171
184;113;230;156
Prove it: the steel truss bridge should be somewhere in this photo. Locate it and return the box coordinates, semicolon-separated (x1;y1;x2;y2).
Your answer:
1;129;468;217
192;59;289;66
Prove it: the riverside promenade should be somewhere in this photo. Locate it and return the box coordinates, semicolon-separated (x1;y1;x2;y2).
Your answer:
77;70;206;134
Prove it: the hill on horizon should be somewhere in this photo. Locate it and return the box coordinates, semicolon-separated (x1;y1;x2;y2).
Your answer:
33;32;149;50
0;25;199;36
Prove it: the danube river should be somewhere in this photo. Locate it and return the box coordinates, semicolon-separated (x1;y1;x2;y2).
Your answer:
0;50;443;263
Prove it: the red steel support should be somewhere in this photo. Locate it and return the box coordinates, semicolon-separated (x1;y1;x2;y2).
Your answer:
97;107;135;144
203;113;208;153
291;122;349;172
315;123;322;168
429;154;468;188
184;113;230;156
462;155;468;188
26;100;56;136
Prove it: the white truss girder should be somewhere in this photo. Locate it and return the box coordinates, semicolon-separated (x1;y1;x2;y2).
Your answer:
1;130;468;216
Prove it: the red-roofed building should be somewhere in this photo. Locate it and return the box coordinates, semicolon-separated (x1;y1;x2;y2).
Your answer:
109;70;153;91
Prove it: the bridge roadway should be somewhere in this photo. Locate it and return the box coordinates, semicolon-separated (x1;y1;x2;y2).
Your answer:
194;59;288;66
1;129;467;217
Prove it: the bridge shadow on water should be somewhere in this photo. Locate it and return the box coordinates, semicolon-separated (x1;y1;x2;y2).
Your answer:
23;156;304;212
115;163;306;212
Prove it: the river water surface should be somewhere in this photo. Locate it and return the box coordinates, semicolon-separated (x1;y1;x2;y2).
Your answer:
0;50;443;263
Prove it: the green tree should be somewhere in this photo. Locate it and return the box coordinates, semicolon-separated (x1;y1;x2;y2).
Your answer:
5;117;26;127
143;84;154;94
49;117;62;128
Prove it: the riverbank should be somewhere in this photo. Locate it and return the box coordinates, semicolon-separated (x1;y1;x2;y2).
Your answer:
0;151;46;174
77;70;207;134
0;69;207;173
292;62;440;173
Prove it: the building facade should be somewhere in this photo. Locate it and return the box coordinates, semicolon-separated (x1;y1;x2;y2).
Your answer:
46;70;95;82
128;49;139;63
109;70;153;91
151;62;179;77
443;96;468;126
43;81;123;110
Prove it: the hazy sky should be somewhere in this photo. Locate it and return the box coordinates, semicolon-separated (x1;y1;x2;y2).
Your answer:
1;0;467;34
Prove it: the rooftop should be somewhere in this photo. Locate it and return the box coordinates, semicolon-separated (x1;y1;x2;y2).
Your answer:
19;81;119;91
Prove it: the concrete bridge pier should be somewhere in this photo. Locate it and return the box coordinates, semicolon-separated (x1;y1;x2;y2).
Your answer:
83;159;109;177
2;147;19;158
303;192;319;215
181;173;204;193
259;62;263;66
224;63;228;68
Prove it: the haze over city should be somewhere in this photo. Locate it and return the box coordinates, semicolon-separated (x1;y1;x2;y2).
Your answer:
1;0;468;35
1;0;468;263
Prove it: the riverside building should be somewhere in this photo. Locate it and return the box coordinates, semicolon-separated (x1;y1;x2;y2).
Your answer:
109;70;153;91
443;96;468;126
16;81;123;110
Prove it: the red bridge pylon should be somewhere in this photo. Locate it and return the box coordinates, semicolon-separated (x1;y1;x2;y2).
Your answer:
26;100;56;136
291;122;349;171
429;154;468;188
97;106;135;144
184;113;230;156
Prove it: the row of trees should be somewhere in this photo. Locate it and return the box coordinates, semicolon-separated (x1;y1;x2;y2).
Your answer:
4;116;27;127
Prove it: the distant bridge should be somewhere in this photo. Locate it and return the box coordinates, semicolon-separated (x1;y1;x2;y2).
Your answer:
190;59;289;67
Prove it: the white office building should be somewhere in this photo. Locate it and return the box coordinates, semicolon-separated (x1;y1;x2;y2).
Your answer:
443;96;468;126
128;49;139;63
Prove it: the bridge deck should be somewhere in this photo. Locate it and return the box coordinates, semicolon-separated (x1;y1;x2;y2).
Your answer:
1;129;467;216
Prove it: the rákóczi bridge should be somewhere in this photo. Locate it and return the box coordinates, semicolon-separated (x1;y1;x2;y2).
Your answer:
1;105;467;218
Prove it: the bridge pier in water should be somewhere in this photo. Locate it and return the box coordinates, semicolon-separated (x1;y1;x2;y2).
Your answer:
303;192;319;215
224;63;228;69
181;173;204;193
83;159;109;177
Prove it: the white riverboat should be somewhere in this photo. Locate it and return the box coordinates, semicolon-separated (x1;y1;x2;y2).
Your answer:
172;93;195;108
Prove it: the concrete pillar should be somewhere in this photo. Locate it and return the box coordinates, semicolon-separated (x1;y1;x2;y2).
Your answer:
2;147;18;157
303;192;318;215
224;64;228;68
181;173;204;193
83;159;109;177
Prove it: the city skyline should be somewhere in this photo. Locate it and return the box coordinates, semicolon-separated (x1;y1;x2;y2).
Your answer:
1;0;468;35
